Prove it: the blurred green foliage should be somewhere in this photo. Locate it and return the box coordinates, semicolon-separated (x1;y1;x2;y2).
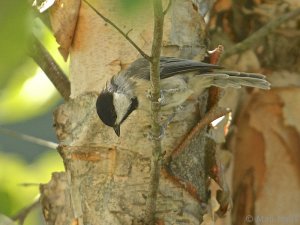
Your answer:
0;214;17;225
0;1;31;87
0;1;67;224
118;0;149;12
0;151;64;225
0;4;68;124
112;0;149;17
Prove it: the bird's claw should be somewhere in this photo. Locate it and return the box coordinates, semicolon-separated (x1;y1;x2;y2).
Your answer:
164;105;184;125
146;90;166;105
146;90;152;99
148;126;165;141
158;90;166;105
148;105;185;140
163;87;182;94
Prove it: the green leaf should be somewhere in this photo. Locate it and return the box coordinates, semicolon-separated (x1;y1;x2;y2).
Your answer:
0;1;32;87
114;0;149;14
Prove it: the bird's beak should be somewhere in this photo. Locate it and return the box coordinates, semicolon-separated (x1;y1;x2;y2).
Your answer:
113;124;120;137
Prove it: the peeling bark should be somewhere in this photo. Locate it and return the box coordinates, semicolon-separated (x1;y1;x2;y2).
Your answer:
40;0;223;225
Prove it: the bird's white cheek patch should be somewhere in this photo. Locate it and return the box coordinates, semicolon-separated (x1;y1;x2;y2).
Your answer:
113;92;132;124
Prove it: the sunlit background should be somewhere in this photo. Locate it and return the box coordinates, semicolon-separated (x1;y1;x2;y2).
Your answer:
0;1;66;224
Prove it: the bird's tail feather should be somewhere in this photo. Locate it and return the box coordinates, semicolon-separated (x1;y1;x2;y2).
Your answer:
200;71;271;90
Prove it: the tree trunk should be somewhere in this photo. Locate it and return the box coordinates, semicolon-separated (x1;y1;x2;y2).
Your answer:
40;1;222;224
38;1;300;225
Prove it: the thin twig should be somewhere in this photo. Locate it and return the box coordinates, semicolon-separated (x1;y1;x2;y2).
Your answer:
12;199;40;225
29;35;71;101
207;45;224;110
83;0;151;61
163;0;172;15
172;107;230;157
144;0;165;224
0;127;58;149
221;8;300;60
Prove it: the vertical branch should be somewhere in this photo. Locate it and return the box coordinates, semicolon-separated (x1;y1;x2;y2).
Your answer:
145;0;165;224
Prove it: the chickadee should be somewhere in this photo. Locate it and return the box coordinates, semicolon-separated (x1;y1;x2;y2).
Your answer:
96;57;270;136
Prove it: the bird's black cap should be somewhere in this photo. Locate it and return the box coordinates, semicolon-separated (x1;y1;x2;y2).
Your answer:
96;91;117;128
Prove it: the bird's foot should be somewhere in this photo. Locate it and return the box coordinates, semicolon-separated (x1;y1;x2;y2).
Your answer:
146;90;166;106
162;87;183;94
159;105;185;130
148;126;165;141
158;90;166;105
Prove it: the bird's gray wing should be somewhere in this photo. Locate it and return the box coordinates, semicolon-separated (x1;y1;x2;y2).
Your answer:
123;57;222;80
159;57;222;78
